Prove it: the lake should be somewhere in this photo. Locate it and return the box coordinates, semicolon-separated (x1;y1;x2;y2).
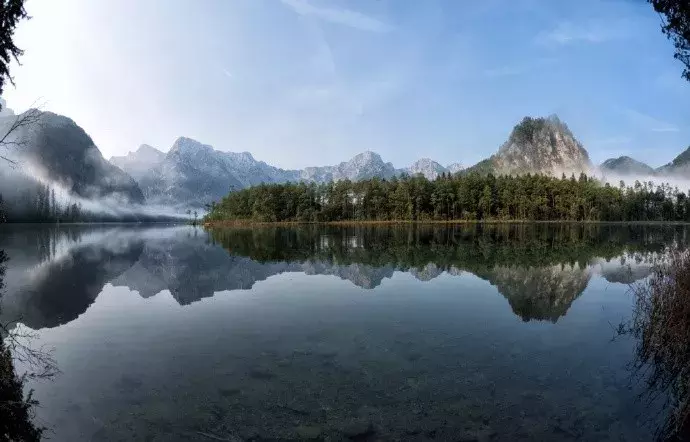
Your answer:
0;223;683;441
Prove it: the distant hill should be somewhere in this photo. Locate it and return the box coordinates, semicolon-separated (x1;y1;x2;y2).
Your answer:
656;146;690;177
600;156;655;176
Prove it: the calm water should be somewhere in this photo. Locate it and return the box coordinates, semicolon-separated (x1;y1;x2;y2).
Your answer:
0;223;685;441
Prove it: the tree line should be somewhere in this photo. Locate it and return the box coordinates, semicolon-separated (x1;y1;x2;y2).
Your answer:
0;184;84;223
205;172;690;223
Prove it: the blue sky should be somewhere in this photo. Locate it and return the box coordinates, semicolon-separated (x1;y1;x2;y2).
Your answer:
4;0;689;169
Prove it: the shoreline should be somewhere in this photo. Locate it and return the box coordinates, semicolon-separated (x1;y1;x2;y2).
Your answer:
203;219;690;228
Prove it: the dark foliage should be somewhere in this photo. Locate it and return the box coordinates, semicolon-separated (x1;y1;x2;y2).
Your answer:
0;249;43;441
209;223;681;271
649;0;690;81
0;0;28;98
206;173;690;223
620;249;690;441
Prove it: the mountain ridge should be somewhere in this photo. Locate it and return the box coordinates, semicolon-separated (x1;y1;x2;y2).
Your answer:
108;114;690;208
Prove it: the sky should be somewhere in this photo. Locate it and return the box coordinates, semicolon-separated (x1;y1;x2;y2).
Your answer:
3;0;690;170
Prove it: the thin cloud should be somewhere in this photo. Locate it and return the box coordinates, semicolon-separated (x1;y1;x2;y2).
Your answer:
536;20;631;46
221;68;233;79
484;58;558;78
280;0;392;33
623;109;679;133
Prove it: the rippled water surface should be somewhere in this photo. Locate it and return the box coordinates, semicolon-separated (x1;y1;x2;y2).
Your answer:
1;223;685;441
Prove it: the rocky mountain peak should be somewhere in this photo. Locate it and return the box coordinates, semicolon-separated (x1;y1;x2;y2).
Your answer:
169;137;213;155
137;143;161;155
446;163;464;174
493;115;591;176
350;151;382;165
408;158;447;180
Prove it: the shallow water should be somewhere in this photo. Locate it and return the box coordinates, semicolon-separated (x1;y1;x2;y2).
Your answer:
0;223;684;441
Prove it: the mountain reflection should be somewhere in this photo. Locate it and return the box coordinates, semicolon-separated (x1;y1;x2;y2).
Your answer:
0;223;684;329
0;226;144;329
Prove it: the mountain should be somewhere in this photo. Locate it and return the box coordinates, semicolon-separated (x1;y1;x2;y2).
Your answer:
132;137;305;207
466;115;592;176
298;151;396;183
2;110;144;204
136;137;244;207
600;156;655;176
447;163;464;174
113;141;403;207
656;146;690;177
110;144;166;181
405;159;465;180
407;158;448;180
111;138;472;207
109;114;598;208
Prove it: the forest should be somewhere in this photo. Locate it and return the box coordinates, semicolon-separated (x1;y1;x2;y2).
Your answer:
205;172;690;223
0;183;178;223
0;183;84;223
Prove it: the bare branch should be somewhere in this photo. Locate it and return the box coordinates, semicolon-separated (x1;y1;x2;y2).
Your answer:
0;99;45;165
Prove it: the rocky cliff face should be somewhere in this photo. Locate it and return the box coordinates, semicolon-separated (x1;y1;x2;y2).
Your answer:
110;144;166;181
492;116;592;176
299;151;396;183
464;115;592;177
136;137;246;207
406;158;448;180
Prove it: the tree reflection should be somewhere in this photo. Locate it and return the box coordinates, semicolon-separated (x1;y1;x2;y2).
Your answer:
210;224;678;322
0;249;50;441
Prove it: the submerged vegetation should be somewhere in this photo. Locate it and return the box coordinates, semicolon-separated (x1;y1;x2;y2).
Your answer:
205;173;690;224
620;249;690;441
0;249;51;441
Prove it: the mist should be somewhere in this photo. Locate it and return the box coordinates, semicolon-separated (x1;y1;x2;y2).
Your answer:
0;158;187;223
595;169;690;195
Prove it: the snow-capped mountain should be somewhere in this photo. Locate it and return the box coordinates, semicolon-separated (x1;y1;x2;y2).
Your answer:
111;143;426;207
111;144;166;181
406;158;446;180
446;163;464;174
405;158;463;180
299;151;396;183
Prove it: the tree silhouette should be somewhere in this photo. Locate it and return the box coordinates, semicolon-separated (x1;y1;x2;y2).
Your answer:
0;0;28;97
649;0;690;81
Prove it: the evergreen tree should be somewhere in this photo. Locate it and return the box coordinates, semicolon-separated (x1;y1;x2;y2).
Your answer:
205;173;690;224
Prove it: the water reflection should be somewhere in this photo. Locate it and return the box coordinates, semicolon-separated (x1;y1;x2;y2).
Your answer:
0;226;144;329
0;224;681;329
0;249;45;440
0;223;686;440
